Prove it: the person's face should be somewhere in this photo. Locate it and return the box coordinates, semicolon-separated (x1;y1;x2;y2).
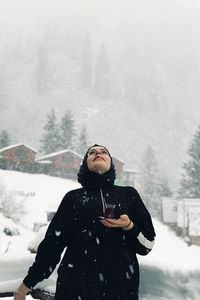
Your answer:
87;146;111;174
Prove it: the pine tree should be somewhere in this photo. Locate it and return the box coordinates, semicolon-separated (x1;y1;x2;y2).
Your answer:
157;176;173;198
0;130;11;148
81;32;92;90
93;43;111;97
59;111;76;150
139;146;160;218
77;126;89;155
36;39;49;94
139;146;172;219
40;110;60;154
179;124;200;198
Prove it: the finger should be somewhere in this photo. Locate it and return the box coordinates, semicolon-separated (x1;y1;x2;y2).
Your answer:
100;219;117;227
107;218;127;226
102;218;121;225
120;214;129;220
100;219;121;227
100;219;114;226
105;218;118;223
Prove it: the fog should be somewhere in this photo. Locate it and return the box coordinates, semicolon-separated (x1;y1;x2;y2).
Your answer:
0;0;200;188
0;1;199;49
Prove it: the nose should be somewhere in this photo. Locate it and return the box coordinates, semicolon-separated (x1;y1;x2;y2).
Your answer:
95;151;102;156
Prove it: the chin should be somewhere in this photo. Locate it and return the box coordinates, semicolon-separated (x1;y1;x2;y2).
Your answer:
91;166;105;174
88;162;109;174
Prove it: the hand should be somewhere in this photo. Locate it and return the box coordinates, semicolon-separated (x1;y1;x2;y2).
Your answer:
100;214;133;230
13;283;30;300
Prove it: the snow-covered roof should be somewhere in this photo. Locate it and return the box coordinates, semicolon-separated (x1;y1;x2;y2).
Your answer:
124;168;139;174
36;160;52;164
0;144;38;153
177;199;200;228
36;149;83;161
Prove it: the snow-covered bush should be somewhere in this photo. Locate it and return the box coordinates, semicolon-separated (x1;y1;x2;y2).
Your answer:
27;224;47;253
0;180;25;223
0;213;20;236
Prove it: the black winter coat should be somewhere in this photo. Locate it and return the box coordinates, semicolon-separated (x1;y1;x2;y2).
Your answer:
23;185;155;300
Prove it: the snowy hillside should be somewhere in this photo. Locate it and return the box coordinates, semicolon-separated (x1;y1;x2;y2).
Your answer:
0;169;80;230
0;170;200;299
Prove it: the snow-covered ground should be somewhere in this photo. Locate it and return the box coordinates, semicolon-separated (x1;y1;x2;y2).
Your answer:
0;170;80;294
0;169;200;299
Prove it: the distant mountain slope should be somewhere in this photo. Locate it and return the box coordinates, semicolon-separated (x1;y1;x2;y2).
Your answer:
1;30;200;191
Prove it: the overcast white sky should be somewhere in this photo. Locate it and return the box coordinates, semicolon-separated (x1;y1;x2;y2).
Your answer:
0;0;200;48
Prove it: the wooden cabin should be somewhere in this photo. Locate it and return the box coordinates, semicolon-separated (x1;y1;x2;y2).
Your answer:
123;169;139;187
0;144;37;172
188;206;200;246
177;198;200;246
36;149;83;180
112;156;124;179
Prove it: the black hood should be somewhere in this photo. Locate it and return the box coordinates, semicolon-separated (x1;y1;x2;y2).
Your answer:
77;144;116;189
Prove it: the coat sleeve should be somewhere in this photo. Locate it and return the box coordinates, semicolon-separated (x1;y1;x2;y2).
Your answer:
124;187;156;256
23;191;75;289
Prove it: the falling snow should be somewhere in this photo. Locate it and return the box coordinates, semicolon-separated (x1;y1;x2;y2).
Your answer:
99;273;104;282
55;230;61;236
126;272;131;279
129;264;134;274
81;191;89;205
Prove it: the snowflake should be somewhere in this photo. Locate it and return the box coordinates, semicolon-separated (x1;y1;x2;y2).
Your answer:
49;266;53;273
129;264;134;274
99;273;104;282
55;230;61;236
